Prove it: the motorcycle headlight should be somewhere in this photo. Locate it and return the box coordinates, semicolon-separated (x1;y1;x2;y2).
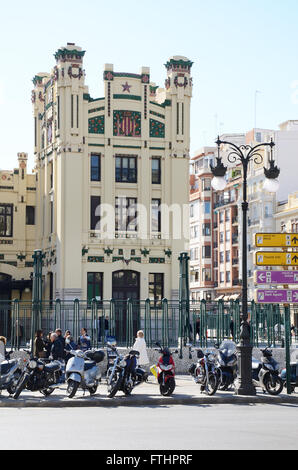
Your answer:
28;360;37;369
120;359;127;368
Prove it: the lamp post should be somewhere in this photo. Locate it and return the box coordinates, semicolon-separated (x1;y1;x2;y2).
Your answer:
211;136;280;395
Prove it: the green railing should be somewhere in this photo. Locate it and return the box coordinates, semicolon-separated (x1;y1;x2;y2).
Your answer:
0;298;296;350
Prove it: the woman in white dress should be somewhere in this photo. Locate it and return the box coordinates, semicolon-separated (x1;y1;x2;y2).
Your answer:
133;330;149;367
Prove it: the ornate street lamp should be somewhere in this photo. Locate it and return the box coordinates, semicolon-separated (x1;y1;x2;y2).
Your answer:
210;136;280;395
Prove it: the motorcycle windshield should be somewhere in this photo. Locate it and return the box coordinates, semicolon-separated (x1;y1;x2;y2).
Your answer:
219;341;237;356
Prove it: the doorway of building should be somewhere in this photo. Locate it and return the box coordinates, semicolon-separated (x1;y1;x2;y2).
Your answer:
112;270;140;344
0;273;12;338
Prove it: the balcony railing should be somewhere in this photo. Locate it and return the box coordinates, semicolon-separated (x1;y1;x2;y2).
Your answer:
232;258;239;265
213;198;236;209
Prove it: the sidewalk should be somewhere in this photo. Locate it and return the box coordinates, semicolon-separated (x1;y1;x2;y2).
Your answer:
0;375;297;408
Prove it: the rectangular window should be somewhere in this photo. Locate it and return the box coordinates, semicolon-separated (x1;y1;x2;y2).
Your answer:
34;117;37;146
202;223;211;236
202;245;211;259
26;206;35;225
91;154;101;182
220;272;225;283
50;201;54;233
115;156;137;183
151;199;161;232
115;197;137;232
220;232;224;243
203;268;211;282
226;230;230;242
226;251;230;262
152;157;161;184
90;196;101;230
204;202;211;214
149;273;164;307
220;251;224;263
57;96;60;130
202;178;211;191
71;94;74;128
0;204;13;237
87;272;103;305
226;271;231;283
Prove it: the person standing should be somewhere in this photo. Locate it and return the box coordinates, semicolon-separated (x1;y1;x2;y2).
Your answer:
0;336;7;362
133;330;149;368
78;328;91;352
55;328;66;359
50;333;64;361
33;330;46;358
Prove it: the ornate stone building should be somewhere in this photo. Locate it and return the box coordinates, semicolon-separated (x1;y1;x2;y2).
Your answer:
31;43;193;301
0;153;36;302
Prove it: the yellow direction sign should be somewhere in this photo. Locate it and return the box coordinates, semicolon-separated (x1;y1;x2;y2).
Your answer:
256;252;298;266
255;233;298;248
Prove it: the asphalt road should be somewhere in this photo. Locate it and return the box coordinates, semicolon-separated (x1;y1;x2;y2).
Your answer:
1;403;297;450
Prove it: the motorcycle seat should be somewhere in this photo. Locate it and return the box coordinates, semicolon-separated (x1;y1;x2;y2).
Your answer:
44;362;61;372
84;361;96;371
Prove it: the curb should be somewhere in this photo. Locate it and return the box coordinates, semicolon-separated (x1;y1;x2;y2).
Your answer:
0;394;297;408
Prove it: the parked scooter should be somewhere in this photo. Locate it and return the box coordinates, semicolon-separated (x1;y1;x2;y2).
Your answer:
0;351;25;396
188;346;219;396
65;348;105;398
252;347;283;395
215;340;237;391
154;342;178;396
280;361;298;393
106;344;148;398
13;351;65;399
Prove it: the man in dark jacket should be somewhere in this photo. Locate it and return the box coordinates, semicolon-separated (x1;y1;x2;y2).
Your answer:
55;328;66;359
50;333;64;361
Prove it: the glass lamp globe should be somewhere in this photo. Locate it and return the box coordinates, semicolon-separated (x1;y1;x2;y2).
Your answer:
263;178;279;193
211;176;227;191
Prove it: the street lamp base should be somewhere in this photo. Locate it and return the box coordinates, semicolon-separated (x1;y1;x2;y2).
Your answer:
235;343;257;396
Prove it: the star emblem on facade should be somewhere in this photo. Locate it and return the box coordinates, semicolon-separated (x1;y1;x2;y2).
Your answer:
122;82;132;93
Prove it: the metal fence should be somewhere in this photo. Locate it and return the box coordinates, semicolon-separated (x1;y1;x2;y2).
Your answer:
0;298;297;351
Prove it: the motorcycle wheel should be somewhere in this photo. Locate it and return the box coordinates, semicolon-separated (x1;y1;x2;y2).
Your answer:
7;370;22;395
205;373;219;396
67;379;79;398
107;376;121;398
89;385;98;396
124;381;133;396
160;377;175;396
13;374;30;400
264;375;283;396
40;388;55;397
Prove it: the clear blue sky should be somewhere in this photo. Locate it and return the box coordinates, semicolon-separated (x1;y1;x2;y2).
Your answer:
1;0;298;170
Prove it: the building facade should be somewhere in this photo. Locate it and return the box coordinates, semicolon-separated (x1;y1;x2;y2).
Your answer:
0;153;36;301
31;43;193;302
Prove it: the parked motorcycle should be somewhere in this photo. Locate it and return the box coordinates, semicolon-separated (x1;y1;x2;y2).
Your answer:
106;344;148;398
14;351;65;399
65;348;105;398
215;340;237;391
154;342;178;396
252;347;283;395
0;351;25;396
188;346;219;396
280;361;298;393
